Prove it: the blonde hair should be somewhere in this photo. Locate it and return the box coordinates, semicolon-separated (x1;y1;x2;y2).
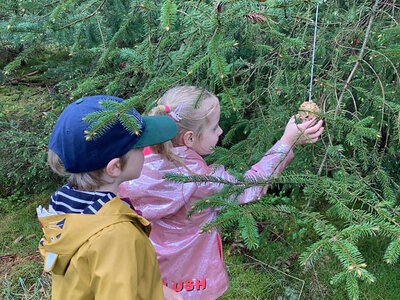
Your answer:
48;149;129;191
149;86;219;170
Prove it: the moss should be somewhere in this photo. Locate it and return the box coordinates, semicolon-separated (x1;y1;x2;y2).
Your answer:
0;85;50;110
221;253;305;299
0;192;49;255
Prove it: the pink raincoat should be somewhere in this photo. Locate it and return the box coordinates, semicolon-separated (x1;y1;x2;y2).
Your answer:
118;140;294;300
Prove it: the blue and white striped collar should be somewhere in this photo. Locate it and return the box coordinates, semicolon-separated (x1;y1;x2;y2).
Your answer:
50;184;116;215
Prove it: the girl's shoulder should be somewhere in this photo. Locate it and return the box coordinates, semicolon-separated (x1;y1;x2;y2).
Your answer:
174;146;203;160
175;146;210;171
144;146;209;175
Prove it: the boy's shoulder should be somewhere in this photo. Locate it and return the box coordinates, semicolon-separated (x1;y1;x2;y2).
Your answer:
38;196;151;272
86;214;152;248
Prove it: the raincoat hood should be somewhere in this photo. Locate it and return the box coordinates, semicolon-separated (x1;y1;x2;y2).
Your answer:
38;197;150;275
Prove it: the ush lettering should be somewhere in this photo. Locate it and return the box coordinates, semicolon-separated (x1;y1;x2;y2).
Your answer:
163;278;207;292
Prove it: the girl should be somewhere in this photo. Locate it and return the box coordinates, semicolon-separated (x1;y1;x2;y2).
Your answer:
119;86;324;300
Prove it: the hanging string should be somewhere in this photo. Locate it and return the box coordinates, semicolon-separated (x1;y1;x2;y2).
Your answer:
308;3;320;102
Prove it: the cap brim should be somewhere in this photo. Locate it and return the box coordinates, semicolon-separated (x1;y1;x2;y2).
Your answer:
133;115;178;148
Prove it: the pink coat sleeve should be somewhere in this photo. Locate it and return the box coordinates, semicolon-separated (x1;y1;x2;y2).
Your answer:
118;141;294;220
199;140;294;204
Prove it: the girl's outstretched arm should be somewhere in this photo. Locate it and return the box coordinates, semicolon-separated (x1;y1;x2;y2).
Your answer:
194;139;294;204
236;139;294;204
199;116;324;204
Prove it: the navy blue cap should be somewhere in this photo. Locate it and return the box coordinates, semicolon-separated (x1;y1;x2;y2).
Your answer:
48;95;177;173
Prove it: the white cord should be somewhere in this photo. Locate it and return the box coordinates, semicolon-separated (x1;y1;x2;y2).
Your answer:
308;3;320;102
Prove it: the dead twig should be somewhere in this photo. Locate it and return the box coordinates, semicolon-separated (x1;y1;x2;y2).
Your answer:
334;0;381;119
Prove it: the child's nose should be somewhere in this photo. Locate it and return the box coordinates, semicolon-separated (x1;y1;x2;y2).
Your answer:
217;126;223;136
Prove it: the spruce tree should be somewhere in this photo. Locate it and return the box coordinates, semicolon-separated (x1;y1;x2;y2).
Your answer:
1;1;400;299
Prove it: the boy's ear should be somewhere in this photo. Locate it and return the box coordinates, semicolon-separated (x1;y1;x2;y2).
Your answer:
182;131;196;148
105;158;122;178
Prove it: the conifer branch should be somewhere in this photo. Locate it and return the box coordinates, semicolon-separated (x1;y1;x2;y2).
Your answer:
202;206;294;231
164;172;315;188
83;98;142;139
54;0;107;31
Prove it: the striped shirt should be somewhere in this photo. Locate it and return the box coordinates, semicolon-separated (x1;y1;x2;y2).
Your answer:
50;184;115;215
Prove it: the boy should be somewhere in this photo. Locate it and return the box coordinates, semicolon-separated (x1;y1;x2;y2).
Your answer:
37;95;180;300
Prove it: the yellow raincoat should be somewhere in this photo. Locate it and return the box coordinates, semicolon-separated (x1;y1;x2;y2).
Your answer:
38;197;163;300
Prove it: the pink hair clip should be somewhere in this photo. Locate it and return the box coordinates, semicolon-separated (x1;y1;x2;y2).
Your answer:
157;104;170;113
169;102;183;122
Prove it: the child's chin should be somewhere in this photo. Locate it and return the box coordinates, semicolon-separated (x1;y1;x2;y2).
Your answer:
200;150;213;156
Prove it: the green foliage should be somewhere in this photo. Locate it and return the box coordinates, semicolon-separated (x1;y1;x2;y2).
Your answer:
83;98;143;140
2;263;51;300
0;86;64;198
0;191;28;214
160;0;177;32
1;0;400;299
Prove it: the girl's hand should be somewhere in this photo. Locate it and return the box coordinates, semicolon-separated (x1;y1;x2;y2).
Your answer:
280;116;324;147
163;285;184;300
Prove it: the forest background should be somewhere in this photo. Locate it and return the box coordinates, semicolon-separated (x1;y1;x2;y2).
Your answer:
1;0;400;299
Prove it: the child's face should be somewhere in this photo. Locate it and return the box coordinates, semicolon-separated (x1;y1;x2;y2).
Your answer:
120;148;144;181
192;103;223;155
